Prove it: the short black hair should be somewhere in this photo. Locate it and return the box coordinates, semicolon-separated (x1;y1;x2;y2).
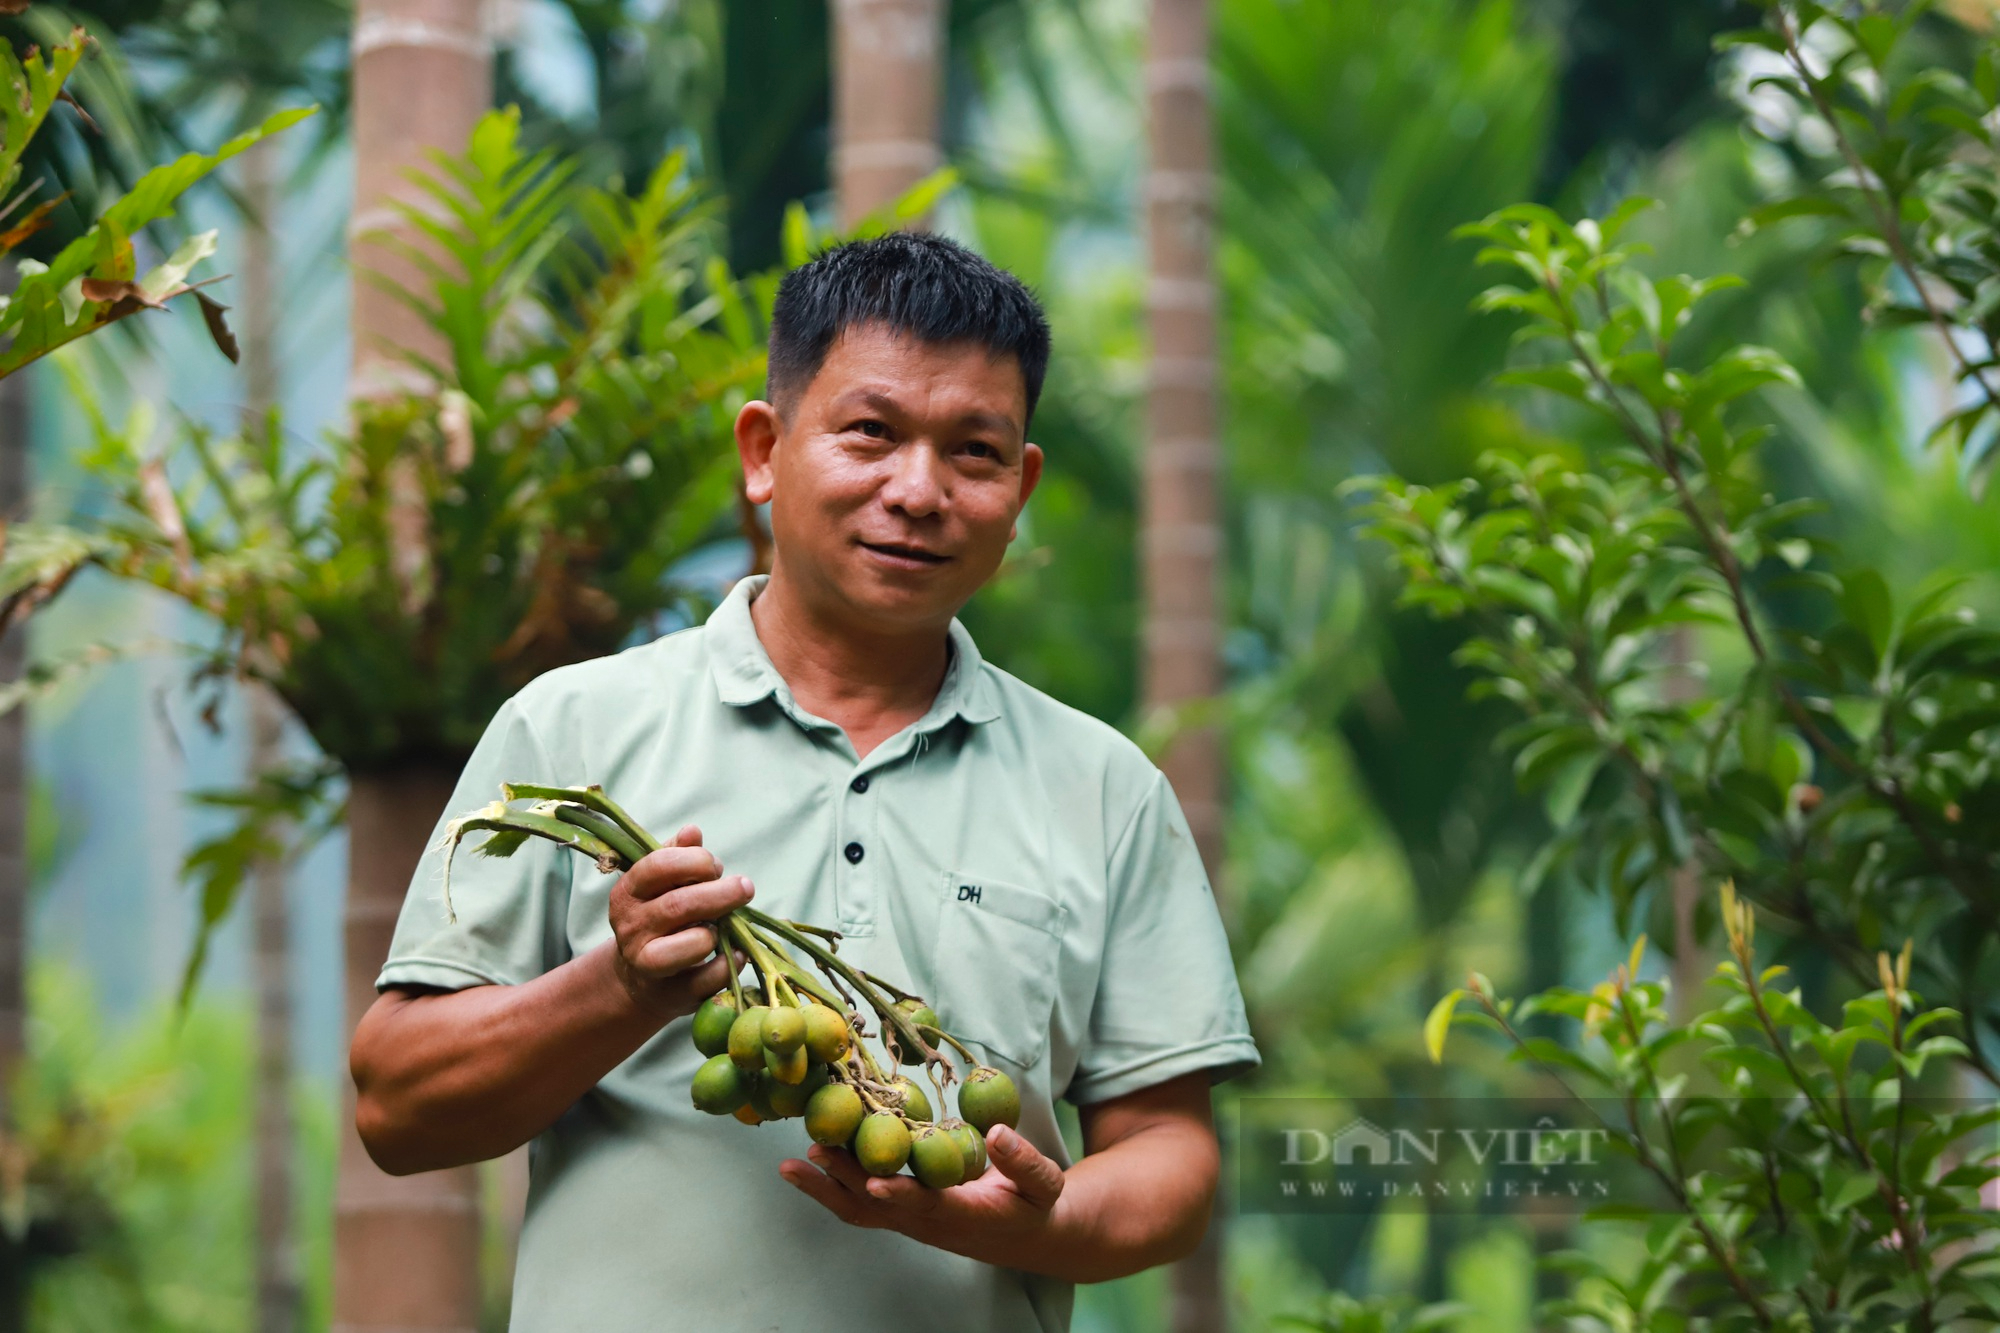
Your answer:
767;232;1052;429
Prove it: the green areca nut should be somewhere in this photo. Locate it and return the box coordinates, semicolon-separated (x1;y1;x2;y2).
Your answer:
891;1075;933;1122
854;1112;912;1177
957;1067;1019;1134
946;1120;987;1178
690;1054;748;1115
762;1005;806;1055
805;1082;865;1148
691;994;738;1057
728;1006;770;1070
803;1003;851;1062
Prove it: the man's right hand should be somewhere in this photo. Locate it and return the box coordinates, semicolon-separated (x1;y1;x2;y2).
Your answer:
353;824;754;1175
607;825;754;1023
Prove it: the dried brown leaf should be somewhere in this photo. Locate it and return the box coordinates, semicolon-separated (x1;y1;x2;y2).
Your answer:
0;560;78;636
56;88;96;136
195;291;239;364
0;2;31;15
79;277;169;311
0;194;65;252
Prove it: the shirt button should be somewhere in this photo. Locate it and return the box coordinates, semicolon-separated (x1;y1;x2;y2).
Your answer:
844;842;865;864
851;775;870;794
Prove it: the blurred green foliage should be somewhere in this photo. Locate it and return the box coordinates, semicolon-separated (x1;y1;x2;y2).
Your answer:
11;106;770;1018
1432;897;1998;1328
1361;198;2000;1068
1354;2;2000;1323
11;963;334;1332
17;106;765;769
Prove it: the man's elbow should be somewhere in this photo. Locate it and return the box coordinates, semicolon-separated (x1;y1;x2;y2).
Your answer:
1157;1203;1213;1267
1147;1177;1218;1270
1068;1195;1214;1284
349;1004;430;1176
352;1086;430;1177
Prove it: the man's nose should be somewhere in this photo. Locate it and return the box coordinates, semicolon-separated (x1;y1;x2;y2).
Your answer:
879;440;946;517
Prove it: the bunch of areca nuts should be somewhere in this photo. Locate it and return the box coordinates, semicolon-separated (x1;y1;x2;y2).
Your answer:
439;783;1022;1188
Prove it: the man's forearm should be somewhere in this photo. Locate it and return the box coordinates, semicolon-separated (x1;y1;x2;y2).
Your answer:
352;942;663;1174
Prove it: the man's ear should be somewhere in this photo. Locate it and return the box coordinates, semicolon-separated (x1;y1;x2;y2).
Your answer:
1009;442;1045;543
735;400;781;505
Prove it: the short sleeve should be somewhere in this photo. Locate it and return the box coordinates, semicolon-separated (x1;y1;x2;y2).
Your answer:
1065;772;1261;1106
375;696;575;993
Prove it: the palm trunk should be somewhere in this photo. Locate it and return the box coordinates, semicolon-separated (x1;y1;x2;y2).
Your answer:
350;0;493;395
237;130;305;1333
0;282;29;1333
1142;1;1227;1329
341;3;491;1329
336;771;481;1331
250;688;301;1333
831;0;944;226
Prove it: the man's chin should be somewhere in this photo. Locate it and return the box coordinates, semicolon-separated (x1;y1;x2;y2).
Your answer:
836;566;970;634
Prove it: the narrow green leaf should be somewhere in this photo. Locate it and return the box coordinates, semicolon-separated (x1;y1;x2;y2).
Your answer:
1425;989;1465;1064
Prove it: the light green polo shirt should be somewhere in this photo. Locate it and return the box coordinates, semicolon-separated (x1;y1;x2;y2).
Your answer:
377;575;1259;1333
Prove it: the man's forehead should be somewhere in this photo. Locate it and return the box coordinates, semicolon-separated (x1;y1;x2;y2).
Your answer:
814;327;1028;431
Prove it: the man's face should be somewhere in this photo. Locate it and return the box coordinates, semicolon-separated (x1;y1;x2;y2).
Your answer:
736;321;1044;636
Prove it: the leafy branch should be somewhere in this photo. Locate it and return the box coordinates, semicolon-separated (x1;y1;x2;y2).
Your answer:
1428;883;1999;1329
1359;198;2000;1085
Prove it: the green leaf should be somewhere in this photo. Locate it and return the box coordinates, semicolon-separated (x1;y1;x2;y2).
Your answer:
1754;1229;1812;1287
1467;566;1561;623
1495;362;1592;402
1689;344;1800;413
1840;569;1894;662
1544;750;1606;828
1425;989;1465;1064
0;31;87;203
1597;196;1661;245
175;759;342;1009
474;829;530;859
0;104;314;377
1827;1168;1877;1213
137;229;219;303
1854;12;1898;68
1714;28;1789;54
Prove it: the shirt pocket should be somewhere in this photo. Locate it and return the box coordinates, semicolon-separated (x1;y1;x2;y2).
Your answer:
929;870;1067;1070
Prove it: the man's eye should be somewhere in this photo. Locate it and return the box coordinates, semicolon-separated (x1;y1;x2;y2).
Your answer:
965;441;997;460
852;419;889;439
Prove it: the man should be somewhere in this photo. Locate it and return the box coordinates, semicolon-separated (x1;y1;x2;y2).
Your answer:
351;233;1258;1332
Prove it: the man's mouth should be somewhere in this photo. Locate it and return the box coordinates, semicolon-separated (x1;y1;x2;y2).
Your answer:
858;540;950;566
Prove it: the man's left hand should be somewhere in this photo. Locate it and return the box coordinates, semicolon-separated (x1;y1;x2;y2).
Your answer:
777;1072;1219;1283
779;1123;1065;1265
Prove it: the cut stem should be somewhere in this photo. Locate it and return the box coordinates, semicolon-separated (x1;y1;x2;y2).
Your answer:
547;802;646;867
501;782;661;853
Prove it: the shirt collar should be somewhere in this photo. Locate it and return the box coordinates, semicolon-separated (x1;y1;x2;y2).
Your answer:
703;575;1002;730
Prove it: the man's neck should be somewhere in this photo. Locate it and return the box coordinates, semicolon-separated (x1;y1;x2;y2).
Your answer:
747;571;953;760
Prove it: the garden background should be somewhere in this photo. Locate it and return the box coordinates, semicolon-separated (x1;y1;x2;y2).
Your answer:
2;0;1997;1331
